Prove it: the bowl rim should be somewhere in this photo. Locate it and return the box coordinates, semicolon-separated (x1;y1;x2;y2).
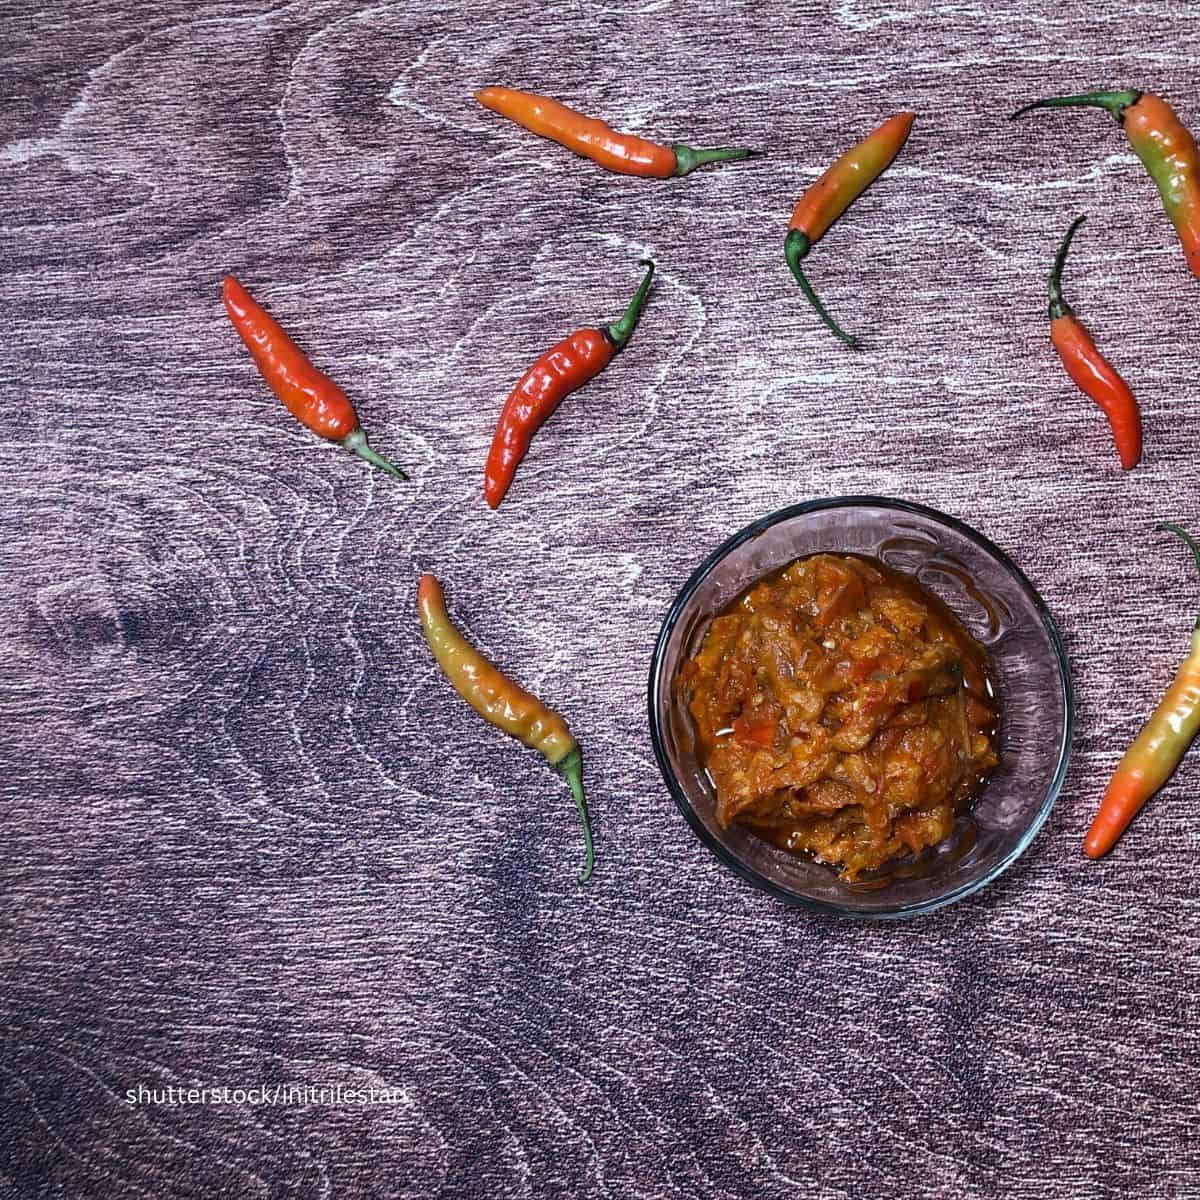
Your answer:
647;495;1075;920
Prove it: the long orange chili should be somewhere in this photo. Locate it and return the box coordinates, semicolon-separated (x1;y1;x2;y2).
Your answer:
417;573;594;883
484;260;654;509
1047;216;1142;470
223;276;407;479
1085;524;1200;858
786;112;915;347
476;87;755;178
1012;90;1200;278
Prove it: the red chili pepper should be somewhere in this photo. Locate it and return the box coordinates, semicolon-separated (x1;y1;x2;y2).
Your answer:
476;87;755;178
786;112;915;347
484;260;654;509
417;573;594;882
1012;90;1200;278
1085;524;1200;858
223;276;407;479
1047;216;1142;470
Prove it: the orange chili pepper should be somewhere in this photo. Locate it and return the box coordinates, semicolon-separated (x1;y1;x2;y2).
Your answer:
786;112;915;347
1047;216;1142;470
1012;90;1200;278
476;86;755;178
1085;524;1200;858
484;260;654;509
417;573;594;882
223;276;407;479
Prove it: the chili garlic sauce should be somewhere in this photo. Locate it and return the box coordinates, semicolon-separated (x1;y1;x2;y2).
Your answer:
677;554;998;880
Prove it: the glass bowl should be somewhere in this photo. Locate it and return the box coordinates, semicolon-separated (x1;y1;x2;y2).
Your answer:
648;497;1073;919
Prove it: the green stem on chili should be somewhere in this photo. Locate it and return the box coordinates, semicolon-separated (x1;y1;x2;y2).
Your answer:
606;259;656;347
556;749;594;884
1011;89;1142;123
1048;214;1086;320
671;145;758;177
785;230;859;348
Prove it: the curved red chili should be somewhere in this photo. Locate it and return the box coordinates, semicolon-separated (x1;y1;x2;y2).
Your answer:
1012;90;1200;278
223;276;407;479
1047;216;1142;470
484;260;654;509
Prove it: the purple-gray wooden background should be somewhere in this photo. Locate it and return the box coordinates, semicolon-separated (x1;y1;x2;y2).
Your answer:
3;2;1199;1196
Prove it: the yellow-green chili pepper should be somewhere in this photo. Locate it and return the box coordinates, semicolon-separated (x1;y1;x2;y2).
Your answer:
417;573;594;883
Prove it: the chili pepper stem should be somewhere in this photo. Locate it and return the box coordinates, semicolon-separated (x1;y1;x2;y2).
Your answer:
1049;214;1086;319
671;144;758;176
605;259;656;348
1158;523;1200;624
784;230;861;349
341;427;409;480
1010;90;1141;123
555;747;595;884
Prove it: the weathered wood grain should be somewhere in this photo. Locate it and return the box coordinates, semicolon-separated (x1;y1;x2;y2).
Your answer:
3;1;1200;1196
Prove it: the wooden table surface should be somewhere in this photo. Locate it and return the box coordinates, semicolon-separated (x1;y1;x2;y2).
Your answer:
4;2;1200;1196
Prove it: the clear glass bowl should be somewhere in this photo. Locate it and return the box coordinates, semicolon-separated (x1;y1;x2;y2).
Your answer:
648;497;1073;918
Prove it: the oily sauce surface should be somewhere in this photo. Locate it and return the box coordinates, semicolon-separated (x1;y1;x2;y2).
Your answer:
676;554;999;880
